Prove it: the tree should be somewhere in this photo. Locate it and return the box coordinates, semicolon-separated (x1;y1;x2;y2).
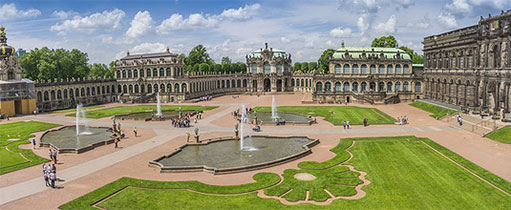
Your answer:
236;62;247;73
221;56;231;64
20;47;90;81
198;63;209;72
89;63;111;78
213;64;222;73
187;45;213;66
399;46;424;64
371;36;397;48
293;62;301;72
302;63;309;72
308;62;318;72
317;49;335;73
222;63;231;73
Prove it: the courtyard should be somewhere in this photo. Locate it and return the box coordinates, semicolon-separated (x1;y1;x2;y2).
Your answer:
0;93;510;209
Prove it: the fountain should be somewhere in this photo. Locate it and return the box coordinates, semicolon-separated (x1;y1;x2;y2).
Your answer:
271;95;278;119
76;104;92;135
155;92;162;118
240;104;257;151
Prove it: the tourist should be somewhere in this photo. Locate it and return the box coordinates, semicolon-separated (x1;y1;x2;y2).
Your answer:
52;149;58;164
32;139;36;149
42;164;50;187
133;127;138;137
347;121;351;129
186;132;191;142
114;138;119;148
343;121;347;129
363;117;368;127
49;171;56;188
457;114;463;126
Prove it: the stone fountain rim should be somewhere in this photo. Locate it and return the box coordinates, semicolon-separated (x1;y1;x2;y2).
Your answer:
39;125;114;154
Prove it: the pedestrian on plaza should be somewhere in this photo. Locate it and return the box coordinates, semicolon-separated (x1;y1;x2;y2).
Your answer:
114;138;119;148
50;163;56;173
347;121;350;129
133;127;138;137
363;117;368;127
52;149;58;164
186;132;191;142
48;149;53;163
49;171;56;188
42;164;50;187
32;139;36;149
343;121;347;129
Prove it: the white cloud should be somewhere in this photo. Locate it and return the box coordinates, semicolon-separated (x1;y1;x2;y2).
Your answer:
406;21;429;29
126;11;154;38
394;0;414;8
437;12;458;29
357;14;371;35
51;9;126;34
374;15;397;34
329;27;353;38
340;0;379;13
52;10;79;19
157;13;218;33
0;3;41;20
280;36;291;43
219;4;260;20
445;0;511;17
446;0;471;14
115;42;168;59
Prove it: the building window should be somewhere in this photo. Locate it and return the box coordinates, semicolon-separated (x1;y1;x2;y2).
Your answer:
166;68;171;76
361;64;367;74
395;82;401;92
276;63;282;73
154;84;159;93
153;68;158;77
352;82;359;93
263;62;271;74
370;65;376;74
335;64;341;74
147;69;151;77
128;70;132;78
140;69;144;77
379;65;385;74
284;64;289;73
251;63;257;74
343;64;350;74
387;65;393;74
135;85;139;93
395;65;402;74
352;64;359;74
361;82;367;92
134;70;138;78
387;82;392;92
116;70;121;78
335;82;341;92
325;82;331;92
160;68;164;77
343;82;350;92
415;82;421;92
316;82;323;92
148;85;152;93
122;70;126;78
403;64;409;74
403;81;409;91
378;82;385;92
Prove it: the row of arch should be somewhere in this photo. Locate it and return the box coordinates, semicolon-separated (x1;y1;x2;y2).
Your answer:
314;81;421;93
37;84;116;102
250;62;291;74
116;67;184;79
190;78;248;93
119;83;187;94
333;63;410;74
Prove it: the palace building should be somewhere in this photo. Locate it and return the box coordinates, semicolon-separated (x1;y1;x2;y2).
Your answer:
423;10;511;115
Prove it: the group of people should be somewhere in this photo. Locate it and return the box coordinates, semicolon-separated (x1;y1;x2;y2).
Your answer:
396;116;409;125
42;163;57;188
172;112;202;128
343;121;351;129
199;96;213;101
48;148;58;164
275;118;286;126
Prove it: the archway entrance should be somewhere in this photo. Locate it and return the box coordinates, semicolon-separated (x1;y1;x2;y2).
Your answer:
252;80;258;92
276;79;282;92
346;96;350;103
264;78;271;92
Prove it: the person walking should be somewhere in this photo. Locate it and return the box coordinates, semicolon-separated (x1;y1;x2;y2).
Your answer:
42;164;50;187
49;171;56;188
48;149;54;163
363;117;368;127
186;132;191;142
347;121;350;129
133;127;138;137
52;149;58;164
32;139;36;149
343;121;347;129
114;138;119;148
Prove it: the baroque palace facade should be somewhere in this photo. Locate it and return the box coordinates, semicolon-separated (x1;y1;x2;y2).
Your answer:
423;10;511;115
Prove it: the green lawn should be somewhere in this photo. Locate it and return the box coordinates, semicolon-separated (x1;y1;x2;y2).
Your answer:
253;106;395;125
409;101;458;119
60;136;511;209
65;105;217;119
50;105;104;113
0;121;60;175
484;126;511;144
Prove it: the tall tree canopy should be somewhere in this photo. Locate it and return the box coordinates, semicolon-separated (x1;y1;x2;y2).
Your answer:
187;45;213;66
221;56;232;64
19;47;109;81
371;36;398;48
317;49;335;73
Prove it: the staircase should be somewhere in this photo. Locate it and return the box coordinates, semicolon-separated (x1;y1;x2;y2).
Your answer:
445;113;500;136
301;92;314;104
384;93;400;104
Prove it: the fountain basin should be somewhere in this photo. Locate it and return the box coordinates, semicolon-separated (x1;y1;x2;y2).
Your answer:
40;126;114;154
149;136;319;174
249;111;314;125
115;110;200;121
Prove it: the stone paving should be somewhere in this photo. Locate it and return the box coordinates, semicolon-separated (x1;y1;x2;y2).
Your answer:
1;93;511;209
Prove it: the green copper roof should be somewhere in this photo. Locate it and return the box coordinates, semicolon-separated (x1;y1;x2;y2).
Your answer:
249;48;288;58
332;47;411;60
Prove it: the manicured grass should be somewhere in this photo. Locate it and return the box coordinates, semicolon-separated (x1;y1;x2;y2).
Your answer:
59;173;280;210
253;106;395;125
60;136;511;209
65;105;217;119
409;101;458;119
0;121;61;175
484;126;511;144
50;105;104;113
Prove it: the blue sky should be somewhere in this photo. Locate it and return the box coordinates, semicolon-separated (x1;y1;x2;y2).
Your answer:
1;0;510;64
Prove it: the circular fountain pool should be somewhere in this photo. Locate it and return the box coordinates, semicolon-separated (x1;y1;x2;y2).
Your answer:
40;126;113;153
150;136;319;174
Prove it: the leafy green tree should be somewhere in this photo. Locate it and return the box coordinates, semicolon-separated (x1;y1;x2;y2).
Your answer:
187;45;213;66
20;47;90;81
199;63;209;72
178;53;187;65
371;36;397;48
88;63;111;78
222;63;231;73
293;62;301;72
221;56;231;64
236;62;247;73
317;49;335;73
213;64;222;73
302;63;309;72
399;46;424;64
308;62;318;72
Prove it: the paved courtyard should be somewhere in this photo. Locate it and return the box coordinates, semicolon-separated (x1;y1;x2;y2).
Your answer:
1;93;510;209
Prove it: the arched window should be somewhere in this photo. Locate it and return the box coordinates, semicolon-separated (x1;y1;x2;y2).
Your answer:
395;82;401;92
57;90;62;99
116;70;121;78
148;84;152;93
122;70;126;78
361;82;367;92
227;80;230;88
141;85;145;93
37;91;42;102
167;84;172;92
153;68;158;77
403;82;409;92
395;65;402;74
182;83;187;92
370;65;376;74
387;65;393;74
243;79;247;88
343;64;350;74
128;70;132;78
159;68;164;77
403;64;410;74
87;87;90;96
352;82;359;93
175;83;180;93
361;64;367;74
352;64;359;74
135;84;139;93
237;79;241;88
92;87;96;95
166;68;171;77
123;85;127;94
128;85;133;93
160;84;165;93
325;82;331;92
379;65;385;74
335;82;342;92
44;91;49;101
276;63;282;73
335;64;341;74
378;82;385;92
291;79;295;87
63;89;68;98
387;82;392;92
146;69;151;77
415;82;422;92
369;82;376;91
154;84;159;93
284;64;289;73
343;82;350;92
140;69;144;77
263;62;271;74
316;82;323;92
134;70;138;78
251;63;257;74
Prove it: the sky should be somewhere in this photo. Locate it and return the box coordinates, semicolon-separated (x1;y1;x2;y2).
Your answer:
1;0;510;64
